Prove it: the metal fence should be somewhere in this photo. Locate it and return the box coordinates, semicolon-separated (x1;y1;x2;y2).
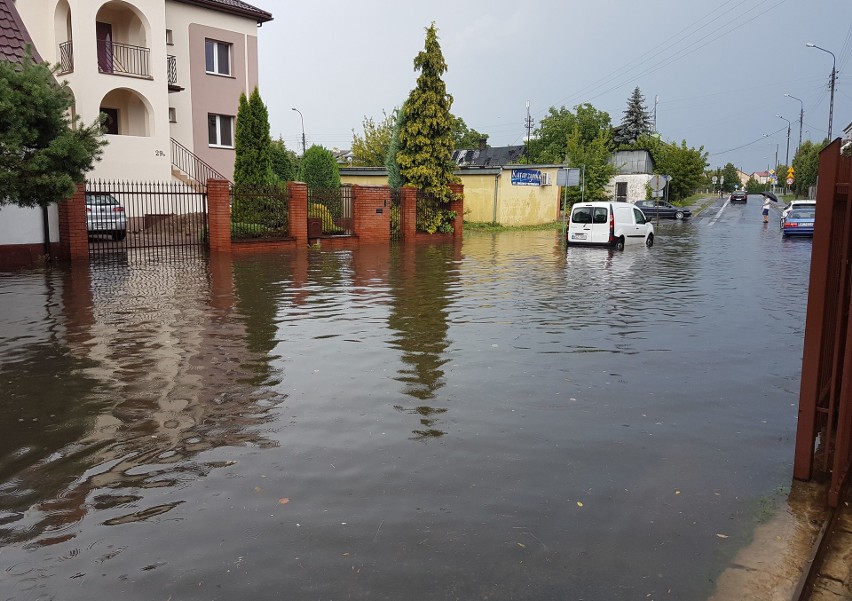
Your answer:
307;185;353;236
415;190;454;234
794;139;852;508
86;180;208;263
96;40;150;78
390;188;401;241
230;184;290;240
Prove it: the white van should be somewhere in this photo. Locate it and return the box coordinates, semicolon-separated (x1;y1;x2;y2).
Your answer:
567;201;654;249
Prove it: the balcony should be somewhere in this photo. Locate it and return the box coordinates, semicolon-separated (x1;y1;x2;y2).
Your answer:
58;41;74;75
97;40;151;79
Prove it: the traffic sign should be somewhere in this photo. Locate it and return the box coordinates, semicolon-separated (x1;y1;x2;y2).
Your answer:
786;177;794;185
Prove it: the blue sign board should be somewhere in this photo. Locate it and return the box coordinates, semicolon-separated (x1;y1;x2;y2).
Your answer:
511;169;543;186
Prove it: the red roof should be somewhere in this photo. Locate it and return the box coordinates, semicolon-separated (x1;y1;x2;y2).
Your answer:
0;0;42;63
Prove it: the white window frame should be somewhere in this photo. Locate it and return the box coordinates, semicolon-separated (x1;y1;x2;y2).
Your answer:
166;29;174;45
208;114;234;148
205;39;232;76
168;107;176;123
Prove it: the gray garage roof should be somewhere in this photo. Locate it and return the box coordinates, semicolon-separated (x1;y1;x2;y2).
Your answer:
172;0;273;23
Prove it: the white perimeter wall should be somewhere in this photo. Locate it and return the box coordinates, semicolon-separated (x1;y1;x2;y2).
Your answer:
0;204;59;244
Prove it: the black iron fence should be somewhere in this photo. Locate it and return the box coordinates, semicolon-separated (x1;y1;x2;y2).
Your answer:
231;184;290;240
416;191;456;234
390;189;401;241
307;186;354;236
86;180;208;263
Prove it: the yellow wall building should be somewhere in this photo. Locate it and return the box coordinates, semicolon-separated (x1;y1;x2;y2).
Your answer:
340;165;563;226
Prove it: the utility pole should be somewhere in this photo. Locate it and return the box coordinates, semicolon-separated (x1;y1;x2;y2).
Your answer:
806;43;836;141
653;95;659;133
784;94;804;156
524;100;534;150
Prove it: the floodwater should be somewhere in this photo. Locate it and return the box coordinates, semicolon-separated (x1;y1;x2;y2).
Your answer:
0;197;813;600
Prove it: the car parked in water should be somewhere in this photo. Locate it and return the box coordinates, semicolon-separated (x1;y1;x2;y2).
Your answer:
729;191;747;203
86;193;127;240
634;200;691;220
780;199;816;228
782;207;815;237
567;201;654;250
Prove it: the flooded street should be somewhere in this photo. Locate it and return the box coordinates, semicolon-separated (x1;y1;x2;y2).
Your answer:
0;197;813;600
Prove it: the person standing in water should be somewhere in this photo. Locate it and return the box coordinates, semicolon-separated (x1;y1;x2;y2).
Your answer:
762;195;772;223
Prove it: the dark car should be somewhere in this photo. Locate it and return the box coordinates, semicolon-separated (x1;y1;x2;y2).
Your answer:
634;200;691;220
782;207;815;237
730;191;747;203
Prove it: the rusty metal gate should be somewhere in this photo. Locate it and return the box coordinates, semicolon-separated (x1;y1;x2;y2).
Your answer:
794;139;852;507
86;180;208;263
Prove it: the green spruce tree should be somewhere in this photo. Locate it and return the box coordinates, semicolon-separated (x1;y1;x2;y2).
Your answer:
0;52;105;207
613;86;652;147
385;103;406;190
396;23;458;201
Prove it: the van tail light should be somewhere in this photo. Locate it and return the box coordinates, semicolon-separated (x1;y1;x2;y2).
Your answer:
112;206;124;213
609;211;615;242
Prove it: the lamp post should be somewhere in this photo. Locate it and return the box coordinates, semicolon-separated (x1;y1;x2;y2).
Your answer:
291;107;306;156
806;43;836;141
784;93;804;155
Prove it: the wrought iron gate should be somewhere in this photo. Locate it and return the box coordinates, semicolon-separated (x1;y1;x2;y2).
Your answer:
86;180;208;263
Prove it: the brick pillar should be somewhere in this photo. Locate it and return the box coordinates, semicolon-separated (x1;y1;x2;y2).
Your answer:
400;186;417;241
58;183;88;263
207;179;231;254
449;182;464;239
289;181;308;245
353;185;391;244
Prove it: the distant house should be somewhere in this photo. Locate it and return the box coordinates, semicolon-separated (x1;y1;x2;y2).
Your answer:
607;150;656;202
842;122;852;154
452;142;527;167
751;171;772;185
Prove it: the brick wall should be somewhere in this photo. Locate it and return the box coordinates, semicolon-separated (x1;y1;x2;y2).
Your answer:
401;186;417;241
353;185;390;244
207;179;232;253
289;181;308;245
449;183;464;239
57;183;88;263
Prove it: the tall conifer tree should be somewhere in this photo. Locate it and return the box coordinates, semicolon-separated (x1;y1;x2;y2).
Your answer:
234;87;274;186
396;23;458;201
614;86;651;147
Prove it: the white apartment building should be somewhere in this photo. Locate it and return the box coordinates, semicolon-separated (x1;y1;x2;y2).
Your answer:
14;0;272;183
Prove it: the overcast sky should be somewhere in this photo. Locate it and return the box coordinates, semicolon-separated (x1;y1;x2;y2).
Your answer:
249;0;850;174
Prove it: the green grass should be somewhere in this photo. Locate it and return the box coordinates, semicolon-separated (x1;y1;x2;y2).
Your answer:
464;221;563;233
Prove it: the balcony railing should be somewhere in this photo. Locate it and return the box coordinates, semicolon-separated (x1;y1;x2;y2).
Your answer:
167;55;178;86
97;40;150;78
58;40;73;74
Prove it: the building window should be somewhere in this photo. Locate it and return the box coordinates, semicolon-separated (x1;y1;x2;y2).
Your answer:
208;114;234;147
168;107;176;123
166;29;173;45
205;39;231;76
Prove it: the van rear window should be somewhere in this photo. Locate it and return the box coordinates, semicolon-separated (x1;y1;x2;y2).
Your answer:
593;208;608;224
572;208;592;224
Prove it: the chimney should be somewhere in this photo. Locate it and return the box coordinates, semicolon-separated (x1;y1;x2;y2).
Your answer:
478;137;487;151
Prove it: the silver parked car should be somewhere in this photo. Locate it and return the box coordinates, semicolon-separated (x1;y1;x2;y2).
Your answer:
86;193;127;240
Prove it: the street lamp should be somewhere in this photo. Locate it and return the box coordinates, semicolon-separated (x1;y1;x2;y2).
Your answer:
806;42;836;141
291;107;306;156
784;93;804;155
776;115;791;168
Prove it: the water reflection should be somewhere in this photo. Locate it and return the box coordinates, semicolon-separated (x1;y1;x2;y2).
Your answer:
387;244;460;440
0;257;284;548
0;217;816;600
